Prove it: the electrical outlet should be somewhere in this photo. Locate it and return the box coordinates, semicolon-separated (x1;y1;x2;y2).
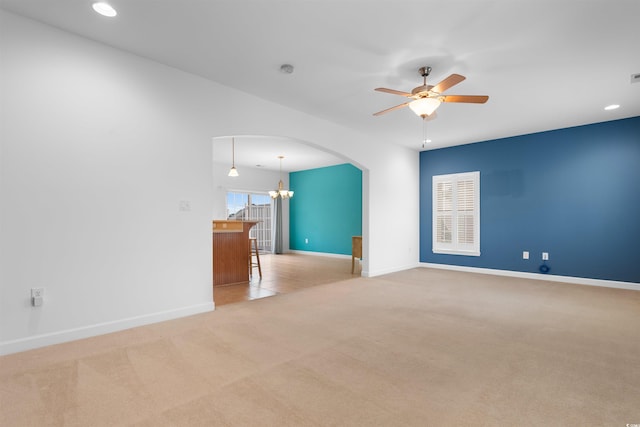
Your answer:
542;252;549;261
522;251;529;260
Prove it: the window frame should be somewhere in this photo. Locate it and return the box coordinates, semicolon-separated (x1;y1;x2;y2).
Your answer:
432;171;480;256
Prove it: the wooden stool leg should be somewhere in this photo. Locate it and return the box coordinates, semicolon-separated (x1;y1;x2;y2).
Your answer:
254;240;262;278
249;238;262;279
248;240;252;276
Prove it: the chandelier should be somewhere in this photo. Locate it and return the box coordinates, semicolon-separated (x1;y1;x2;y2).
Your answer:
269;156;294;199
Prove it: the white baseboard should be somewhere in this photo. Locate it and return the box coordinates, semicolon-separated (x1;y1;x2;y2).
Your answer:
0;302;215;356
420;262;640;291
288;250;352;259
364;263;421;278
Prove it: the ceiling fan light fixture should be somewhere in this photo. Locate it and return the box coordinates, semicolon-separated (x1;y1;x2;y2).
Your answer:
409;97;441;118
373;67;487;120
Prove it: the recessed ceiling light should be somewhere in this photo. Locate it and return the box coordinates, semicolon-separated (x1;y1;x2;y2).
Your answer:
92;2;117;17
604;104;620;111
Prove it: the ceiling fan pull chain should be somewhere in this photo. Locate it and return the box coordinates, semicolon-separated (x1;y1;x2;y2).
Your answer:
422;118;428;148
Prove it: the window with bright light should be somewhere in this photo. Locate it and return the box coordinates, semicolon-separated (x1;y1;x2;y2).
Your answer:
226;191;272;252
432;171;480;256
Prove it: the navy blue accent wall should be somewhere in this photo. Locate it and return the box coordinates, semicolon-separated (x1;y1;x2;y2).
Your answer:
290;163;362;255
420;116;640;283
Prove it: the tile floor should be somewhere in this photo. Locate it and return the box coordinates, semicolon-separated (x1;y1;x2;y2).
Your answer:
213;253;360;306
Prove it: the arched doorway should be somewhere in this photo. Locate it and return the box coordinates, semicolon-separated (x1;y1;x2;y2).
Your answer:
211;135;368;305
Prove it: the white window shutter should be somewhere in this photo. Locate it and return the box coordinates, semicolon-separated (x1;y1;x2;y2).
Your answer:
432;172;480;256
435;181;453;244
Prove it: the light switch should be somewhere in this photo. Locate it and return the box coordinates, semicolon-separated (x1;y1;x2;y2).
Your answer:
31;288;44;307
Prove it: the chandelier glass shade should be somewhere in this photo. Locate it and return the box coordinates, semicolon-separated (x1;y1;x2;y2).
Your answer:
269;180;294;199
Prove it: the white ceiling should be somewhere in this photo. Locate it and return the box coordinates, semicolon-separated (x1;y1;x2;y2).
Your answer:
213;135;349;173
2;0;639;172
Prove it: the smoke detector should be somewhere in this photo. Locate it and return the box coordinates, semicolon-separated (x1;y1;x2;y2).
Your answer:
280;64;294;74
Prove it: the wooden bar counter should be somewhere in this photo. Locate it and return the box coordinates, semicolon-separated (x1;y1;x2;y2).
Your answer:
212;220;258;286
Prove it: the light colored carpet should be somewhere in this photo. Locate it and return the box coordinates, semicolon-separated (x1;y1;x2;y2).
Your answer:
1;267;639;426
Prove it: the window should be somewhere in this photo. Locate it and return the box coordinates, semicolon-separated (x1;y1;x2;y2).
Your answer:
226;191;272;252
432;171;480;256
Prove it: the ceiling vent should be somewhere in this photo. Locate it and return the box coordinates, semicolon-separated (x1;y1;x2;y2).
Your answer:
631;73;640;84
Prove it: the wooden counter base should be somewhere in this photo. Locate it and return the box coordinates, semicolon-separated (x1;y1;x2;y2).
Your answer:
212;220;258;287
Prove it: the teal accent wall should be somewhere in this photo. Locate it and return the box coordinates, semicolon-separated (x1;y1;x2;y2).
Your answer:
290;163;362;255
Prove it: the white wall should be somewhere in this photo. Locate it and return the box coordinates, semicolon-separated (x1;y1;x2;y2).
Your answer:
212;160;290;252
0;11;220;354
0;11;420;354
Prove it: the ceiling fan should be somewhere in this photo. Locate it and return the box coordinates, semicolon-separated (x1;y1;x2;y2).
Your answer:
373;66;488;119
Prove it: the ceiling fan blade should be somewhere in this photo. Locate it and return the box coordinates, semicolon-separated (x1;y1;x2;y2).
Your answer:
373;102;410;116
431;74;465;94
375;87;413;97
442;95;489;104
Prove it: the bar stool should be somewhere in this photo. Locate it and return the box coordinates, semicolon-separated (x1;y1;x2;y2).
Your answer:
249;238;262;278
